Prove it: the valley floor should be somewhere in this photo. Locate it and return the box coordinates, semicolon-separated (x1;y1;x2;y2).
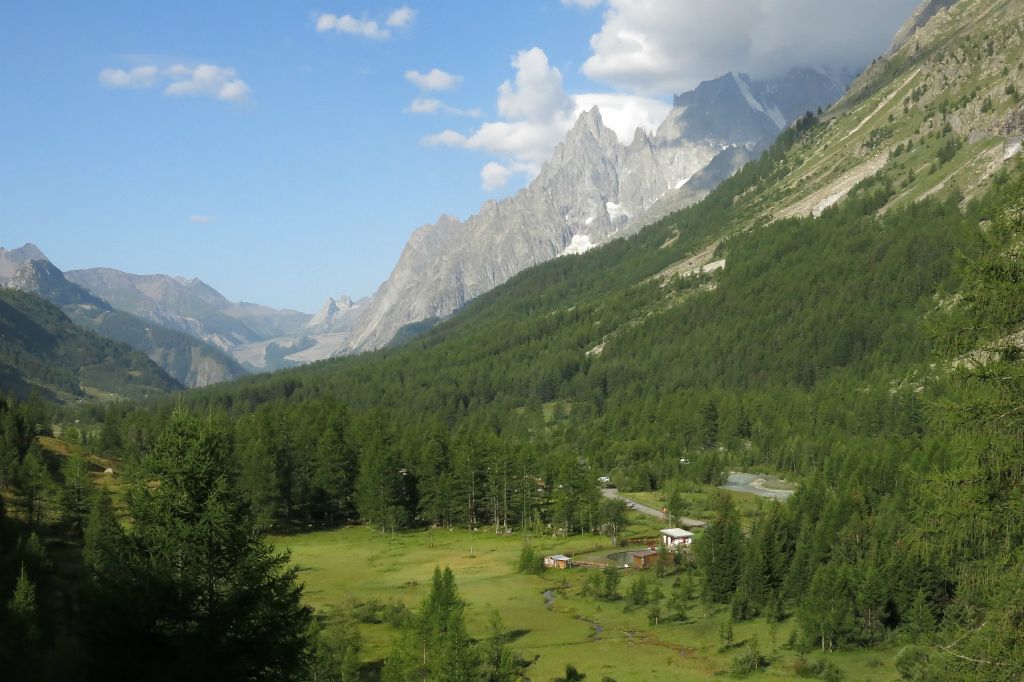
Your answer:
274;494;904;681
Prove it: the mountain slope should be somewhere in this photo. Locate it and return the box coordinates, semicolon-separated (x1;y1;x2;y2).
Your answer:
172;0;1024;424
1;255;249;388
64;268;311;353
0;289;181;401
0;243;48;281
344;68;848;353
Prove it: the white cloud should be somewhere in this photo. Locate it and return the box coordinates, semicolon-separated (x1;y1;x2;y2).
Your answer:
571;93;670;142
98;63;250;102
480;162;513;191
479;161;539;191
407;98;482;117
422;129;469;147
422;47;669;175
190;215;214;224
405;68;462;91
164;64;251;102
497;48;571;122
316;13;390;39
561;0;603;7
582;0;920;95
99;66;159;88
386;6;416;27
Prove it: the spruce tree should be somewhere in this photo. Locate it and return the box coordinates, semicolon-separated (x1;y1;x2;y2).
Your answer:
695;492;742;602
84;408;313;681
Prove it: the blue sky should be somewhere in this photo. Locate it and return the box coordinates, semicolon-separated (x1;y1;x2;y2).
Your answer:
0;1;918;312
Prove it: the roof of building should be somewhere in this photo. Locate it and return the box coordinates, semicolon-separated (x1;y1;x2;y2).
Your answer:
632;549;659;558
661;528;695;538
547;554;572;562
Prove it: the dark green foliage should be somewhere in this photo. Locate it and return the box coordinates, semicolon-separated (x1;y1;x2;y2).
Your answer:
516;543;543;575
0;289;180;400
383;566;480;682
696;493;743;602
82;408;314;681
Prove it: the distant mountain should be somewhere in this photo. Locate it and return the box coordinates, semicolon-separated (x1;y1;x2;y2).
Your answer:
343;67;849;353
8;259;112;310
64;268;311;352
0;243;48;281
0;288;181;401
1;252;248;388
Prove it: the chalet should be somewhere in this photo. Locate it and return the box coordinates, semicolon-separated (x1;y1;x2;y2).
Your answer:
660;528;694;548
631;549;660;570
544;554;573;569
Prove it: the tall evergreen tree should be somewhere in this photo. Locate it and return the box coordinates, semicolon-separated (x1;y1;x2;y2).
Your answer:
84;408;313;681
695;492;742;602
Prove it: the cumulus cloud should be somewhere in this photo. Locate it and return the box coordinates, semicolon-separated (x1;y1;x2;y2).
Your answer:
99;66;159;88
479;160;542;190
99;63;250;102
316;7;415;39
572;93;670;141
480;162;513;191
582;0;920;95
386;6;416;27
423;47;670;190
407;98;482;117
164;64;251;102
561;0;603;7
316;13;390;39
405;68;462;91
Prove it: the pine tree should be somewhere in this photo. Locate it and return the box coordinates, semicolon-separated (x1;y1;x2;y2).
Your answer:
385;566;479;682
695;492;742;602
58;451;90;532
85;408;314;681
903;590;934;639
856;563;889;641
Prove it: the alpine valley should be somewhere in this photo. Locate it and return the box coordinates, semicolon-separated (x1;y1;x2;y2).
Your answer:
3;1;1024;681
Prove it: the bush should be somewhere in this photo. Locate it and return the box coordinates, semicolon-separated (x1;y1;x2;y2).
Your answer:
730;636;768;676
516;544;543;575
793;657;844;680
382;600;413;628
894;646;930;680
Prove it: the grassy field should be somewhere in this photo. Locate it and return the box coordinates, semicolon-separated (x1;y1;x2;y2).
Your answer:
274;494;904;681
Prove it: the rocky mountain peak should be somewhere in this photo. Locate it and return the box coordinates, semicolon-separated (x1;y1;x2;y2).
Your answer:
339;67;850;355
0;243;49;280
8;259;112;310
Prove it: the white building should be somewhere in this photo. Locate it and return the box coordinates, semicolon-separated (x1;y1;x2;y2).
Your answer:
660;528;694;548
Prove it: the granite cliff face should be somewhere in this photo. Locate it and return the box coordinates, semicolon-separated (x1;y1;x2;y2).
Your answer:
345;68;848;352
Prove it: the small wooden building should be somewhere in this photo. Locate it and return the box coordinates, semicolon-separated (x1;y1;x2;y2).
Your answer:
544;554;573;569
631;549;660;570
660;528;694;548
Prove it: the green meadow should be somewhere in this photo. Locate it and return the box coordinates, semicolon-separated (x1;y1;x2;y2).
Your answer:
275;491;903;681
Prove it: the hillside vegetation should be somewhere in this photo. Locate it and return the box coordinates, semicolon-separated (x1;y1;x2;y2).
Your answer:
4;0;1024;679
0;290;181;401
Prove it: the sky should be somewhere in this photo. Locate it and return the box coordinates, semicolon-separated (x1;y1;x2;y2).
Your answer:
0;0;920;313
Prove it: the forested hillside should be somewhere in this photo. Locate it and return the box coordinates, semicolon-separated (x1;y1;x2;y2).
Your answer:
0;290;181;401
4;0;1024;679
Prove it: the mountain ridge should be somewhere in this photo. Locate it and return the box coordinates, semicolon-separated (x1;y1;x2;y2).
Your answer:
341;67;849;353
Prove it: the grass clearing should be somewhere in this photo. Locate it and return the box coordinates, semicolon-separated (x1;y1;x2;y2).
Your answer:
275;519;904;680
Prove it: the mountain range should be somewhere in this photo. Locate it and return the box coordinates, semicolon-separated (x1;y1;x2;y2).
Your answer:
342;67;850;353
0;250;248;388
0;67;849;372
